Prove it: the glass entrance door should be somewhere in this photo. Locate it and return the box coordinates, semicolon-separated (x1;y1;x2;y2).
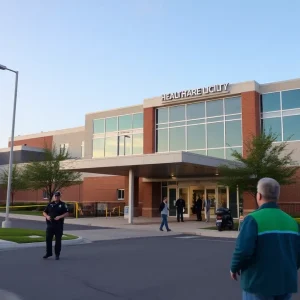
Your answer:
168;187;177;217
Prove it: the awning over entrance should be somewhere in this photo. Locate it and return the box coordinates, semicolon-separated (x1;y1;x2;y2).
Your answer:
61;152;242;224
60;152;241;179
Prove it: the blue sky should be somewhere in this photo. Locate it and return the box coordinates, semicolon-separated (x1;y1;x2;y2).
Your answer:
1;0;300;148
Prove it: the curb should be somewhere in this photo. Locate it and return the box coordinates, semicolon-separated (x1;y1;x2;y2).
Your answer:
0;236;87;251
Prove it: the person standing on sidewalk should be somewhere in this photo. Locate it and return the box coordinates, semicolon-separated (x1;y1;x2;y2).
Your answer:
230;177;300;300
42;191;69;260
176;196;185;222
159;197;171;232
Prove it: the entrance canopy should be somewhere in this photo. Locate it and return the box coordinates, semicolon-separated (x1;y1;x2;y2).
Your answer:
61;152;242;178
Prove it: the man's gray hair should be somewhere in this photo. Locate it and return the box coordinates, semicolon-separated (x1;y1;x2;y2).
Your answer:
257;177;280;202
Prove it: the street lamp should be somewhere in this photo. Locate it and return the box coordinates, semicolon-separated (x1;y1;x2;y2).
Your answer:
0;64;19;228
124;135;130;156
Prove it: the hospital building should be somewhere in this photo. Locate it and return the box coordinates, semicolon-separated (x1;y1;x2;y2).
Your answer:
1;78;300;219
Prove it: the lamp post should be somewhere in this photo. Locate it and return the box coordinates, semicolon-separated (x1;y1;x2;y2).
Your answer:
124;135;130;156
0;64;19;228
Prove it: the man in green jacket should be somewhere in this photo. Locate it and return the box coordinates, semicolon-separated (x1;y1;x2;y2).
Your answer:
230;177;300;300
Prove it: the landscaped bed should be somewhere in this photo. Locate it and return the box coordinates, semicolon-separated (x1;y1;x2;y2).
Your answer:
0;228;77;243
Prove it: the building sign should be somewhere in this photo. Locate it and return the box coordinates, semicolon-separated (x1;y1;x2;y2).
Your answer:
162;83;229;102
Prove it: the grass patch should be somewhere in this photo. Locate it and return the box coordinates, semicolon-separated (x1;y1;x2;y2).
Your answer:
0;228;77;243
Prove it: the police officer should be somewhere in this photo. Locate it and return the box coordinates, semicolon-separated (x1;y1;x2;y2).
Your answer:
42;191;69;260
175;195;186;222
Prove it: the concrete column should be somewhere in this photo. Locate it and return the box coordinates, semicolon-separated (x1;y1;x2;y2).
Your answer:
128;168;134;224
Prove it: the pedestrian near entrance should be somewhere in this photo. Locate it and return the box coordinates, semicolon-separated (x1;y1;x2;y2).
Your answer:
230;178;300;300
204;198;211;222
176;195;185;222
42;191;69;260
159;197;171;232
195;195;203;221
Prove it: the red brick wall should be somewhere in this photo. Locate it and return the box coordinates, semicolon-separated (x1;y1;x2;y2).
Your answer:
143;107;155;154
0;184;82;203
82;176;125;202
241;91;261;212
241;91;260;157
9;136;53;149
141;182;161;217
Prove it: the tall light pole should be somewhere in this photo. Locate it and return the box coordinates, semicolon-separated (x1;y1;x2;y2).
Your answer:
0;64;19;228
124;135;130;156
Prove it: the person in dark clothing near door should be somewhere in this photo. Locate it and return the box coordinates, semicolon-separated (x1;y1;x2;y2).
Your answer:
176;195;186;222
42;191;69;260
195;195;203;221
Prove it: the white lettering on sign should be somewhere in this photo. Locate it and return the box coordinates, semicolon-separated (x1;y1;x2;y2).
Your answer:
162;83;229;102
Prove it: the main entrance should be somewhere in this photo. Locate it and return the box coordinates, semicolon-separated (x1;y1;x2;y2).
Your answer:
165;182;239;219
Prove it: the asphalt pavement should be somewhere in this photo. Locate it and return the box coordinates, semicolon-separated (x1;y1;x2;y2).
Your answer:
0;217;110;231
0;236;243;300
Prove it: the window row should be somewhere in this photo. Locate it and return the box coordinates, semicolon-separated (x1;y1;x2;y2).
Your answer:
189;147;242;160
93;113;143;134
262;115;300;141
156;120;242;152
156;97;241;124
261;89;300;112
93;134;143;158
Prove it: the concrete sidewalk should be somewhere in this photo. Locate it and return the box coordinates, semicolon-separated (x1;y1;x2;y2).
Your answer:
0;212;239;239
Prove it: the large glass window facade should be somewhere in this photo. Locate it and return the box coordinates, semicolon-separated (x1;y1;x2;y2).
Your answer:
155;97;242;160
92;112;143;158
261;89;300;142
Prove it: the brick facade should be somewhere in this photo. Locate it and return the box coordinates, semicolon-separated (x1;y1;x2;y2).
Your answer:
241;91;261;213
143;107;155;154
9;136;53;149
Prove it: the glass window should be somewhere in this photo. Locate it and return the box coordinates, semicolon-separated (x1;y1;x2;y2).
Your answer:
169;121;186;127
262;117;282;141
187;125;206;150
156;129;168;152
226;147;242;160
207;148;225;159
93;119;105;134
117;189;125;200
189;149;206;155
93;138;104;158
187;102;205;119
282;89;300;110
187;119;205;125
225;114;241;121
169;105;185;122
283;115;300;141
132;133;143;155
169;127;185;151
261;92;280;112
105;117;118;132
105;136;118;157
225;120;242;147
207;122;224;148
118;115;132;130
206;99;223;117
119;135;132;156
156;108;168;124
133;113;143;128
225;97;241;115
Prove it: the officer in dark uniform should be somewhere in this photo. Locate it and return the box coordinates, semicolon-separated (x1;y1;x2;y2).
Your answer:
42;191;69;260
195;195;203;221
175;195;186;222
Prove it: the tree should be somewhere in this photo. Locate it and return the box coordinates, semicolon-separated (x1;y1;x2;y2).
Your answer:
23;144;82;202
218;131;299;208
0;164;28;205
